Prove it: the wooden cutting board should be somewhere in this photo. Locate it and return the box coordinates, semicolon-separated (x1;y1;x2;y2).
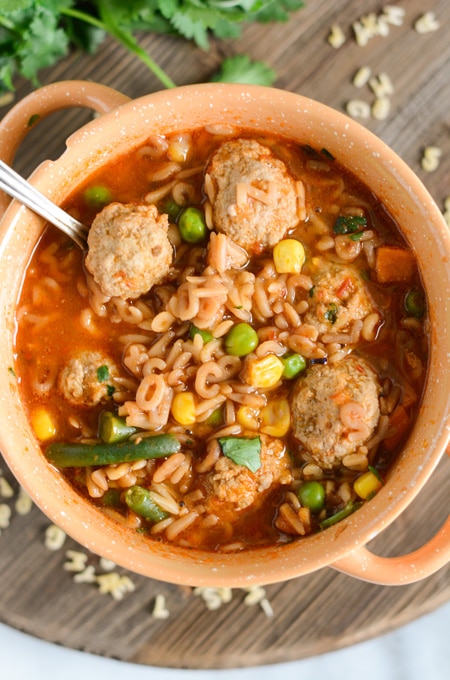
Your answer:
1;455;449;668
0;0;449;668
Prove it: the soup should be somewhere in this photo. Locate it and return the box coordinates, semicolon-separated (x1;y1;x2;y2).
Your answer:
14;128;429;552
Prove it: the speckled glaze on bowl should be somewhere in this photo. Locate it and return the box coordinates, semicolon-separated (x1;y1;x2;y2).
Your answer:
0;81;449;587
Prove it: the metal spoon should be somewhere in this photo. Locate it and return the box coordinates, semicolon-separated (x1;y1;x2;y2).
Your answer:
0;159;88;250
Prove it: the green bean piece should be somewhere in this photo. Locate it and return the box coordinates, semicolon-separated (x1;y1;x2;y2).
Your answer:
98;411;137;444
101;488;123;507
84;185;112;208
178;207;207;243
281;353;306;379
319;501;363;530
45;434;181;468
124;486;169;523
224;322;259;357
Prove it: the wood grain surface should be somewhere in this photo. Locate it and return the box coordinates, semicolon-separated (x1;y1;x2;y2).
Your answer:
0;0;449;669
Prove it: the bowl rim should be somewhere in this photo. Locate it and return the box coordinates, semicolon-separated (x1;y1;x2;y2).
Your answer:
0;82;449;586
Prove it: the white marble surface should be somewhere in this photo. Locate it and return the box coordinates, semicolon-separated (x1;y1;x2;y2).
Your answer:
2;598;450;680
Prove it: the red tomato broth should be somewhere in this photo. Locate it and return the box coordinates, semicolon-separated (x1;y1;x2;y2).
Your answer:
13;128;429;552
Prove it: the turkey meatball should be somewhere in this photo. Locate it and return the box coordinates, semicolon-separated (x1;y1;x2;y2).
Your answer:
207;434;292;510
205;139;303;250
304;257;376;335
58;351;118;407
290;356;381;469
85;202;173;299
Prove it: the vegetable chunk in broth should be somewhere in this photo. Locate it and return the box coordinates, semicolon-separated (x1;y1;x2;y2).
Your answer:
14;128;429;552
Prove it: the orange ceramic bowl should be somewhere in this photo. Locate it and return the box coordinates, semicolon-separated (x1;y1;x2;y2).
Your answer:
0;81;449;587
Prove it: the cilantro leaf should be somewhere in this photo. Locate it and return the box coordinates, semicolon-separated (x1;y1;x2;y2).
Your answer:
254;0;305;23
97;365;111;382
18;8;69;84
324;303;338;325
211;54;276;86
0;0;33;10
0;1;304;94
333;215;368;235
218;436;261;473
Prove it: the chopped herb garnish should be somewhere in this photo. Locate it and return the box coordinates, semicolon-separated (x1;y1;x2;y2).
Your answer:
333;215;367;235
106;385;116;397
309;285;315;298
189;325;214;344
321;148;335;160
218;436;261;473
324;303;339;324
348;231;365;241
97;365;110;382
8;366;17;378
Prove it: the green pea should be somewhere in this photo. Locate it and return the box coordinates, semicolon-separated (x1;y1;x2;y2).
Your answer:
163;198;183;222
297;481;325;513
189;324;214;344
281;353;306;379
84;185;112;208
178;207;207;243
404;289;425;318
224;323;259;357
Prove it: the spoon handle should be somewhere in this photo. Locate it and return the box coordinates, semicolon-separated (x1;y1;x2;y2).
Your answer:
0;160;88;250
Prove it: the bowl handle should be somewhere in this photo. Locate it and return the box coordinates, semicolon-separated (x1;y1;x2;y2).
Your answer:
0;80;131;213
330;513;450;585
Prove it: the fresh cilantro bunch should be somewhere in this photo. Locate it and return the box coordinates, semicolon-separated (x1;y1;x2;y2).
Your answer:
0;0;304;94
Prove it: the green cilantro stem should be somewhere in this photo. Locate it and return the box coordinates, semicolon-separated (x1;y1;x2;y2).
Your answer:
60;8;105;32
0;2;304;96
61;6;177;90
0;16;16;31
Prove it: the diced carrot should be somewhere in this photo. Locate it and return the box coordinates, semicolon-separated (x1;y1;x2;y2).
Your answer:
383;404;410;451
375;246;415;284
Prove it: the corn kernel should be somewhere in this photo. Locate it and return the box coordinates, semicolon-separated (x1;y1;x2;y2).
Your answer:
273;239;305;274
171;391;196;426
31;406;56;441
260;399;290;437
353;470;382;500
246;354;284;389
167;134;191;163
236;406;260;431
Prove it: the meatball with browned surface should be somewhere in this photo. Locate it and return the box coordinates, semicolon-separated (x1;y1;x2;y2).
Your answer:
207;434;292;510
304;257;376;335
85;203;173;299
290;356;381;469
58;351;118;407
205;139;303;250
